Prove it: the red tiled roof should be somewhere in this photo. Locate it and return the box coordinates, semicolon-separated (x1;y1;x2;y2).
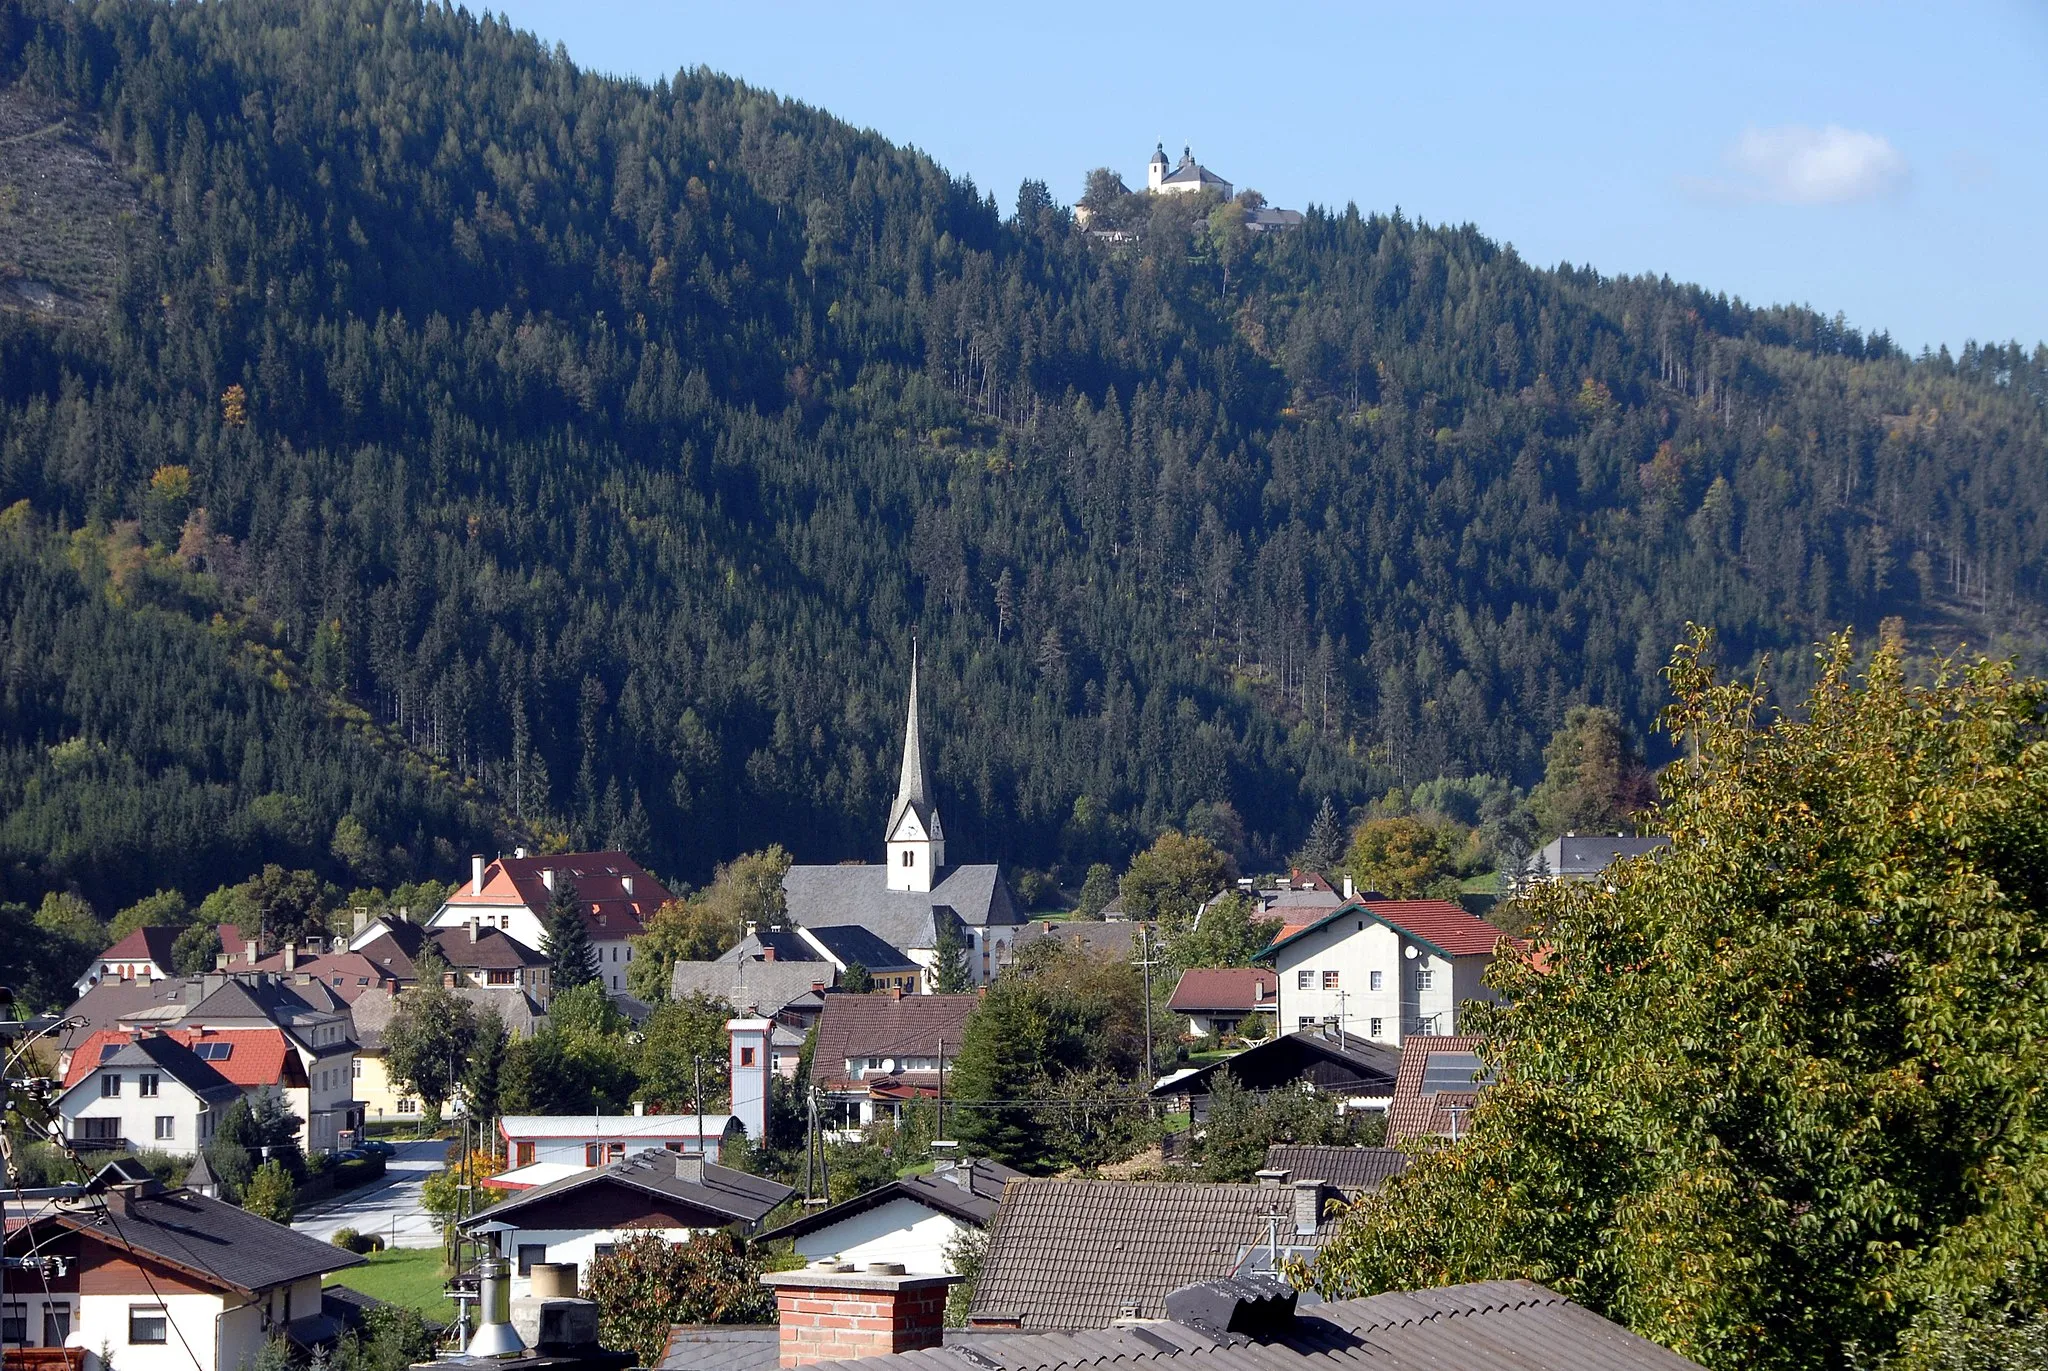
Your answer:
813;993;976;1092
62;1027;303;1091
92;927;182;971
442;851;669;939
246;950;397;1002
1167;967;1278;1014
1386;1034;1485;1143
1263;899;1518;959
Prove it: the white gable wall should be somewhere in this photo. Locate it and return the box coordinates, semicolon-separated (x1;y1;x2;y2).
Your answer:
788;1196;975;1275
1272;917;1496;1045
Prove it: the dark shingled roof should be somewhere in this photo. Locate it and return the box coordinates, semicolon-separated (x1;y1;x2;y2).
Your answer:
20;1186;363;1293
670;959;831;1017
1262;1146;1410;1195
759;1157;1022;1243
812;994;976;1091
465;1149;792;1229
805;924;920;975
810;1280;1701;1371
660;1326;778;1371
782;863;1024;952
970;1181;1336;1331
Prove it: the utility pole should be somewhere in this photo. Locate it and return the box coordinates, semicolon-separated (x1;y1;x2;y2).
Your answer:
693;1056;704;1161
935;1036;945;1143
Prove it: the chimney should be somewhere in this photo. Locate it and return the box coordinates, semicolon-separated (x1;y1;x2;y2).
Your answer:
1343;875;1355;900
632;1100;645;1117
472;854;486;895
762;1264;958;1368
890;986;904;1001
352;908;368;937
1255;1168;1290;1188
811;980;826;995
283;943;297;972
1293;1180;1331;1237
674;1154;704;1184
542;868;556;893
244;939;258;967
469;920;481;944
762;947;776;962
213;953;230;971
515;847;528;860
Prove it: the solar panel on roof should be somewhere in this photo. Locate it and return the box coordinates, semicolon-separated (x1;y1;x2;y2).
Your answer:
99;1042;122;1061
1420;1050;1491;1095
194;1041;234;1060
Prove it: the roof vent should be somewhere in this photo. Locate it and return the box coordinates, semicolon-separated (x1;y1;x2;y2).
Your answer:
1163;1275;1297;1336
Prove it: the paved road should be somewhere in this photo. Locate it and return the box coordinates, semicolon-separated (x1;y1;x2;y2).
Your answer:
293;1139;447;1250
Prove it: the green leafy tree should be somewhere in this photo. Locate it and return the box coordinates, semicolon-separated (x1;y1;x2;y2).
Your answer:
1196;1071;1373;1182
840;963;873;994
541;875;598;990
930;917;972;993
19;893;104;1009
584;1230;775;1364
1312;633;2048;1371
171;921;222;974
382;982;479;1125
1119;831;1232;934
330;1305;438;1371
1168;891;1282;979
107;889;190;941
1074;863;1117;920
1344;816;1462;898
635;993;733;1112
242;1159;296;1223
628;845;791;999
239;865;334;948
501;984;636;1114
1526;705;1655;841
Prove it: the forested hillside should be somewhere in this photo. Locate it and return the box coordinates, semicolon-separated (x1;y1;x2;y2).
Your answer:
0;0;2042;914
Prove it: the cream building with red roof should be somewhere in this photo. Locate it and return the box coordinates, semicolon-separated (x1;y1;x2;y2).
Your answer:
425;849;671;996
1261;898;1517;1046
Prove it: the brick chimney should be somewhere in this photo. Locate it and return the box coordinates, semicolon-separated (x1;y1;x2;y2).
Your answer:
762;1264;957;1368
1293;1179;1333;1237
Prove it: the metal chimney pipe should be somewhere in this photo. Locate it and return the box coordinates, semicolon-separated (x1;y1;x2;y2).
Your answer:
466;1257;527;1357
472;854;486;896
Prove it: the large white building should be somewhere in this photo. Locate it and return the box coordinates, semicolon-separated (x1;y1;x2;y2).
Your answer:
1262;898;1513;1046
421;849;671;998
1148;143;1232;198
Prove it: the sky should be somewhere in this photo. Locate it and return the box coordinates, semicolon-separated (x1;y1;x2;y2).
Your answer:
487;1;2048;355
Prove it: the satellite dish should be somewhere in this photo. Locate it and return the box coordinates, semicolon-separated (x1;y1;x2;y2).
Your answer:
1404;945;1418;960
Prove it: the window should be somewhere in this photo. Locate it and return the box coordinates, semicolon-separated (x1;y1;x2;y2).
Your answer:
1321;970;1340;990
1369;969;1384;991
100;1074;120;1098
2;1304;26;1345
352;1059;362;1079
516;1245;547;1277
1296;970;1313;990
1416;969;1435;991
1420;1050;1493;1095
487;969;515;986
740;1047;756;1067
515;1141;535;1166
1297;1016;1319;1029
901;851;912;866
593;1244;617;1261
79;1117;120;1142
138;1073;159;1098
585;1143;603;1166
397;1097;418;1114
606;1143;625;1162
129;1307;168;1345
44;1304;71;1346
155;1116;174;1141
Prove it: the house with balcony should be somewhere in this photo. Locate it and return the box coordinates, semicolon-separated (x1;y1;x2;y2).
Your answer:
53;1032;243;1157
812;991;977;1132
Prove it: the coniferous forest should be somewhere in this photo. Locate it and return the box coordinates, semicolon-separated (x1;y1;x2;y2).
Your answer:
0;0;2044;917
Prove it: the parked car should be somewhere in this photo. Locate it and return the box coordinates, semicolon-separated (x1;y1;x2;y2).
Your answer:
359;1140;396;1158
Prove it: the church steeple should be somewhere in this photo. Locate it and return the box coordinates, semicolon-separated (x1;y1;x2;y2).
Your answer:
886;645;944;891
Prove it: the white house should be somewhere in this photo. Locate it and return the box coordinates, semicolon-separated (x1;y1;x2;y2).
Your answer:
1148;143;1232;198
461;1150;791;1300
54;1032;242;1156
0;1162;362;1371
1262;899;1513;1046
1520;834;1670;889
73;927;183;998
425;849;672;998
757;1156;1020;1274
494;1110;743;1182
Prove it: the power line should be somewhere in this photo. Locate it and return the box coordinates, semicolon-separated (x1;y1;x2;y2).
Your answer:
83;1189;212;1371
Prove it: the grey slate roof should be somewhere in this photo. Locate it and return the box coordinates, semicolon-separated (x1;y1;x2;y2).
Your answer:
811;1280;1701;1371
759;1157;1022;1243
805;924;920;974
970;1181;1338;1331
1008;920;1144;962
1262;1146;1410;1195
1531;835;1670;879
29;1185;363;1292
782;862;1024;951
466;1148;792;1229
672;959;833;1015
717;929;820;965
661;1326;778;1371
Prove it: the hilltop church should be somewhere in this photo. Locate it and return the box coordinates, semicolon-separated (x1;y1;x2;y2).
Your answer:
720;653;1026;990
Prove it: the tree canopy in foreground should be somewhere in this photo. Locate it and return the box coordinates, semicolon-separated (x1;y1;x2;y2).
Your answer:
1311;631;2048;1371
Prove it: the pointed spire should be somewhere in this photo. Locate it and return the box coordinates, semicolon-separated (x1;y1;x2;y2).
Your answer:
889;642;935;841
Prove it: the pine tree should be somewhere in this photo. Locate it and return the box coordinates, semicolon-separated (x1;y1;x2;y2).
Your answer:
543;876;599;990
1297;797;1346;876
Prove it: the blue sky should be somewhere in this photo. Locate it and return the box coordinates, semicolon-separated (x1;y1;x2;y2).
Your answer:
487;1;2047;354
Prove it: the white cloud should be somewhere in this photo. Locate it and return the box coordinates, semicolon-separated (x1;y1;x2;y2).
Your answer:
1686;124;1909;206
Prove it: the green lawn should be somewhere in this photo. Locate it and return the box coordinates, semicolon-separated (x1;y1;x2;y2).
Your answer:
325;1247;456;1322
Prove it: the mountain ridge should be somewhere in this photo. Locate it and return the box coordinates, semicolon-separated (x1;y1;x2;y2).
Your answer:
0;0;2042;917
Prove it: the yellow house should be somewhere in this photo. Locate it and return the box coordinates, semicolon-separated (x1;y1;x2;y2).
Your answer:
350;985;546;1123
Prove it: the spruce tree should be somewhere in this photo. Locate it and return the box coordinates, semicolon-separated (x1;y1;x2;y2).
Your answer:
1297;797;1346;876
542;876;598;990
931;918;973;994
